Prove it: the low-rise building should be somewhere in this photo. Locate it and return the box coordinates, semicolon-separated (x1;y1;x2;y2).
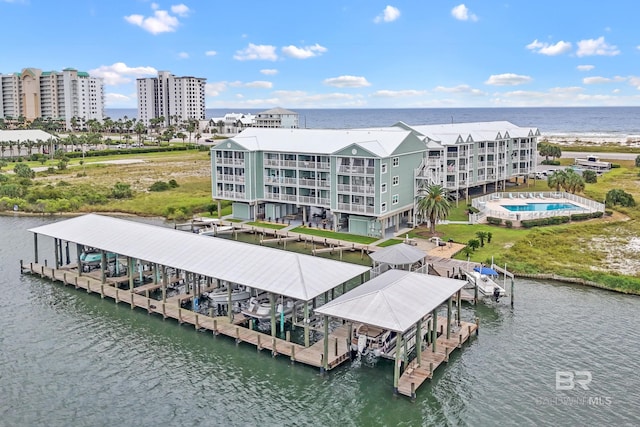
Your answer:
211;121;539;237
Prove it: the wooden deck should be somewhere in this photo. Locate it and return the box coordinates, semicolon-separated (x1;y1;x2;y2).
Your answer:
396;317;478;399
23;262;352;371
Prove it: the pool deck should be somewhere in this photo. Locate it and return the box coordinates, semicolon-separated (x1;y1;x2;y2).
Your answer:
476;191;601;224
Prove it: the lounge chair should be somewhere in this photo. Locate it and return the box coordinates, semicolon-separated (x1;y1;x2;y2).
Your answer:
538;193;545;199
509;193;514;199
529;193;535;199
519;193;526;199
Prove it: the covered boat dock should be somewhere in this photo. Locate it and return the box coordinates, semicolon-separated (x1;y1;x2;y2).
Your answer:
24;214;370;371
315;269;478;398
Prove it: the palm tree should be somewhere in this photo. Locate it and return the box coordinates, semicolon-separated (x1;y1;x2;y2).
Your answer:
415;184;452;234
134;121;146;145
564;169;585;194
476;231;488;247
547;170;567;192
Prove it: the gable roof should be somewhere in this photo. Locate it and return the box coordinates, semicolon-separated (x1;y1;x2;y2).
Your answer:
396;121;540;145
0;129;57;142
28;214;370;302
224;127;417;157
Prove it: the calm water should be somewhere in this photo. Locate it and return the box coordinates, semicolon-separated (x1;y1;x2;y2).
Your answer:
107;106;640;138
2;215;640;426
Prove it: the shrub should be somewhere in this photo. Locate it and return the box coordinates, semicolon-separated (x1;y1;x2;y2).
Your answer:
606;189;635;207
149;181;170;192
541;160;561;166
582;169;597;184
611;163;621;169
13;163;35;179
112;182;133;199
505;220;513;228
487;216;502;225
636;155;640;168
168;179;179;188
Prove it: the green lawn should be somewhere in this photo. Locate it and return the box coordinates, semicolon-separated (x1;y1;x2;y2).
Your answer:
245;221;287;230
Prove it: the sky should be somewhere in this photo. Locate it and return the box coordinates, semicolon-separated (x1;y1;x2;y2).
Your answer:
1;0;639;109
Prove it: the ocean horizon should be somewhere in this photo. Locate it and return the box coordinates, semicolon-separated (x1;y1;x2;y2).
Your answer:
105;106;640;140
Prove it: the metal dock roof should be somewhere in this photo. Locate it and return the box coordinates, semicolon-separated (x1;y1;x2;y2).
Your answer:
28;214;370;301
315;269;467;333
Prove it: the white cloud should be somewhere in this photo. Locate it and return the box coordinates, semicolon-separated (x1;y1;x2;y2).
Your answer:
178;52;189;59
170;4;189;17
205;82;227;97
485;73;532;86
323;75;371;88
105;93;131;103
576;36;620;57
371;89;426;98
374;5;401;23
124;4;187;35
583;76;612;84
88;62;157;85
233;43;278;61
434;85;486;96
260;69;278;75
244;81;273;89
281;43;327;59
526;39;572;56
577;65;595;71
451;4;478;22
205;50;217;57
629;76;640;89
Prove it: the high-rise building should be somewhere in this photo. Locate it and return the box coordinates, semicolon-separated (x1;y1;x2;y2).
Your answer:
0;67;104;130
136;71;206;127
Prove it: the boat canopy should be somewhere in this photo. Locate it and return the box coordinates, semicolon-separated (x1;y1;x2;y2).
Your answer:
369;243;425;266
315;269;467;334
29;214;369;301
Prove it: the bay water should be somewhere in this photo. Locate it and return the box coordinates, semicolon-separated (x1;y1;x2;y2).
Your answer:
1;215;639;426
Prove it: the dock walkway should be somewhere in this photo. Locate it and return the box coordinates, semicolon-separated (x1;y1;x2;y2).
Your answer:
23;262;352;371
397;318;477;398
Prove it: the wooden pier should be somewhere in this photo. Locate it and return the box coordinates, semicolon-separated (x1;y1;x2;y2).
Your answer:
396;317;478;399
23;262;353;371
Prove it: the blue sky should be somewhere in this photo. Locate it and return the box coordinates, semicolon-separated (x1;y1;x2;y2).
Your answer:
2;0;639;109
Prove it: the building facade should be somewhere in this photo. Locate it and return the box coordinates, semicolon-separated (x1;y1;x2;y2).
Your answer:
0;67;104;130
211;122;539;238
253;107;299;129
137;71;206;127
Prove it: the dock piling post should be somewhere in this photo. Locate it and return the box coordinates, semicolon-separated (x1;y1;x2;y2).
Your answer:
411;383;416;401
236;327;240;344
20;259;23;275
475;318;480;336
272;337;277;357
178;308;182;323
257;334;261;350
285;331;290;342
74;276;78;289
334;337;338;356
195;314;199;330
213;319;218;335
291;345;295;363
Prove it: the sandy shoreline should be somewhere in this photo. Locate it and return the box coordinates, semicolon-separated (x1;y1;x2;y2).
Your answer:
542;134;640;146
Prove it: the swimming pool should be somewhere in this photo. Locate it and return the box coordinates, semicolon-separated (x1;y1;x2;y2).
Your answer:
501;202;584;212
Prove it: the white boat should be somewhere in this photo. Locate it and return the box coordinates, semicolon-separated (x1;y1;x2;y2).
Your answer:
206;285;251;305
241;297;295;321
466;270;506;299
350;324;397;357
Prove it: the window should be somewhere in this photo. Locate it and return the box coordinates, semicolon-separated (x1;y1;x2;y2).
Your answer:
392;176;399;186
381;163;387;174
381;183;387;193
381;202;387;213
392;194;399;205
392;157;399;167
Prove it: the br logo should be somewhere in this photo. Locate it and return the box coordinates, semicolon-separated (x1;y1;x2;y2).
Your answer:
556;371;592;391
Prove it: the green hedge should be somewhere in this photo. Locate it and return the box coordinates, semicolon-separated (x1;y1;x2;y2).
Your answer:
487;216;502;225
63;146;191;159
